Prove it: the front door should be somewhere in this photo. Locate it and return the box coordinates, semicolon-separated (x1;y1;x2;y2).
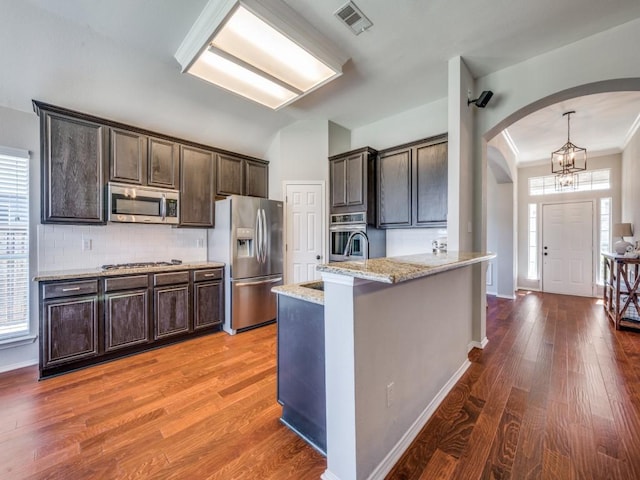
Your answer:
542;201;594;297
284;182;325;284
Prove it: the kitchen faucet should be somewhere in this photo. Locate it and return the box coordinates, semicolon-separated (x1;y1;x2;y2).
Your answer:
343;230;369;259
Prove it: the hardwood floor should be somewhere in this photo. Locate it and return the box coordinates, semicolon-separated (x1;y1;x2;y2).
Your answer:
388;291;640;480
0;325;325;479
2;292;640;479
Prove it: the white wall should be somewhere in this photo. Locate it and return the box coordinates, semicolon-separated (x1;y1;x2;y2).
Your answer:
622;123;640;239
486;134;518;299
486;172;498;296
516;154;622;290
350;100;447;150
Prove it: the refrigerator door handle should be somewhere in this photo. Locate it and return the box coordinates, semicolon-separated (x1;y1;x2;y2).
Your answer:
261;208;267;264
255;209;263;263
235;277;283;287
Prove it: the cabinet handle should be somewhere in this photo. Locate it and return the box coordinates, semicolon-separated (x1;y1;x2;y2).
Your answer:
203;273;218;277
61;287;81;292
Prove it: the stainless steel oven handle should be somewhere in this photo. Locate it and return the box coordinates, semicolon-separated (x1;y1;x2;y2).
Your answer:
235;277;282;287
329;225;366;231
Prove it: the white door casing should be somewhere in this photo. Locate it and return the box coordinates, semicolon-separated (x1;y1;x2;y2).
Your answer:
542;201;594;297
284;181;325;284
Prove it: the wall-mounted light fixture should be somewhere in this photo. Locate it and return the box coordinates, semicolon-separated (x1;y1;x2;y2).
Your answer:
467;90;493;108
175;0;349;110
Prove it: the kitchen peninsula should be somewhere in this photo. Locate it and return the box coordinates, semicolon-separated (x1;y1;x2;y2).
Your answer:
276;251;494;480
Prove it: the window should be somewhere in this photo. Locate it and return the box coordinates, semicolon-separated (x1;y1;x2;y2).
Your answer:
529;168;611;196
527;203;538;280
599;197;611;284
0;147;29;340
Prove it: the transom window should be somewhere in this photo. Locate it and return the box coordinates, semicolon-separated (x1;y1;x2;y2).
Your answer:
529;168;611;196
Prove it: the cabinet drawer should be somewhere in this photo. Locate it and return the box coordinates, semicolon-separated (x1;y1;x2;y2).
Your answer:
153;271;189;286
192;268;223;282
43;279;98;300
104;275;149;292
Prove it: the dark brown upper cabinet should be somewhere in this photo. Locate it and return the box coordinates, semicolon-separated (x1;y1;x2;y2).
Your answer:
216;153;268;198
110;130;179;190
377;134;448;229
244;159;268;198
110;128;147;185
329;147;377;222
148;137;179;189
37;105;107;224
180;145;215;228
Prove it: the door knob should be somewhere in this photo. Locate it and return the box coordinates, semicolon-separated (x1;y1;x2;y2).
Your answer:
316;255;322;260
544;246;548;250
544;253;548;256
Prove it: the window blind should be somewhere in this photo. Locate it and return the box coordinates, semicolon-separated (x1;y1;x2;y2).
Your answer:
0;147;29;340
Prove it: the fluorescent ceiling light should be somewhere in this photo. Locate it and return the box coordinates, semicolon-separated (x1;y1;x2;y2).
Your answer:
175;0;349;110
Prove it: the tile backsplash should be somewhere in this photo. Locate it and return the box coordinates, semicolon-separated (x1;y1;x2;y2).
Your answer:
38;223;207;272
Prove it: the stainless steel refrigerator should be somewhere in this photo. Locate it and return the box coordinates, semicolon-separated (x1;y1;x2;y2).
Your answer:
208;195;283;334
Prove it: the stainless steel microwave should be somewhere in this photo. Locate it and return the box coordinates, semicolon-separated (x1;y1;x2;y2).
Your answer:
108;183;179;225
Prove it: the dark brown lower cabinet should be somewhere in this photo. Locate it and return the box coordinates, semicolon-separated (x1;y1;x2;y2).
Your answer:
39;267;223;378
194;280;223;330
104;289;150;351
42;296;99;369
154;284;190;339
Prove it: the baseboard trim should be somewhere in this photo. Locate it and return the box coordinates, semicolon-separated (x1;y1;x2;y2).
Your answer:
363;358;472;480
517;286;541;292
496;294;516;300
0;358;38;374
321;470;341;480
468;337;489;350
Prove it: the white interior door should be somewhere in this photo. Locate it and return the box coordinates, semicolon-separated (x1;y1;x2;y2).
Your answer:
542;201;593;297
284;182;324;284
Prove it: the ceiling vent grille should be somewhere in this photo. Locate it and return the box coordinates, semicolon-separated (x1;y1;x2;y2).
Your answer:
334;1;373;35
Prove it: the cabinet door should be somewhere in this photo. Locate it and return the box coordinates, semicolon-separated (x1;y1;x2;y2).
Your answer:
110;128;147;185
43;296;99;367
41;112;106;224
377;148;412;227
245;160;268;198
330;158;347;208
415;141;448;226
104;289;150;351
194;280;223;330
180;145;215;227
148;137;179;189
154;285;190;339
216;153;244;196
345;153;364;206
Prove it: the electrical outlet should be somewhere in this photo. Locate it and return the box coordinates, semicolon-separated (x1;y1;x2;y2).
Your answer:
82;238;92;251
386;382;395;408
197;238;205;248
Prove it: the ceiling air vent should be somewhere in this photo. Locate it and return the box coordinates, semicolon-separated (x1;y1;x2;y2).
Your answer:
334;1;373;35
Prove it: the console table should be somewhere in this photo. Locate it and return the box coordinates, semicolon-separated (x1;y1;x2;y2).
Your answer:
603;253;640;330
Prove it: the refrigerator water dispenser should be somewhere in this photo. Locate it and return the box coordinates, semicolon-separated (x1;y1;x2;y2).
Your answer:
236;227;254;258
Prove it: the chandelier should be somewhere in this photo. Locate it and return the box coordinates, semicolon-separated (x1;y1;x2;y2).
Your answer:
551;110;587;191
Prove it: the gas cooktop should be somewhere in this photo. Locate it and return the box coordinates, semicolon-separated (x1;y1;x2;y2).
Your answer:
101;259;183;271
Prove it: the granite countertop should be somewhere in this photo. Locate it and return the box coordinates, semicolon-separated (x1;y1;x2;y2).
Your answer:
316;251;495;284
272;280;324;305
34;261;226;282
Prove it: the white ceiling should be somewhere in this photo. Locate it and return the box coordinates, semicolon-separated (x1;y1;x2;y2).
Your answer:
13;0;640;156
504;92;640;165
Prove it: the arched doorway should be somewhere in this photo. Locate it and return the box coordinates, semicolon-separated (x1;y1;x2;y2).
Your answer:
482;79;640;297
